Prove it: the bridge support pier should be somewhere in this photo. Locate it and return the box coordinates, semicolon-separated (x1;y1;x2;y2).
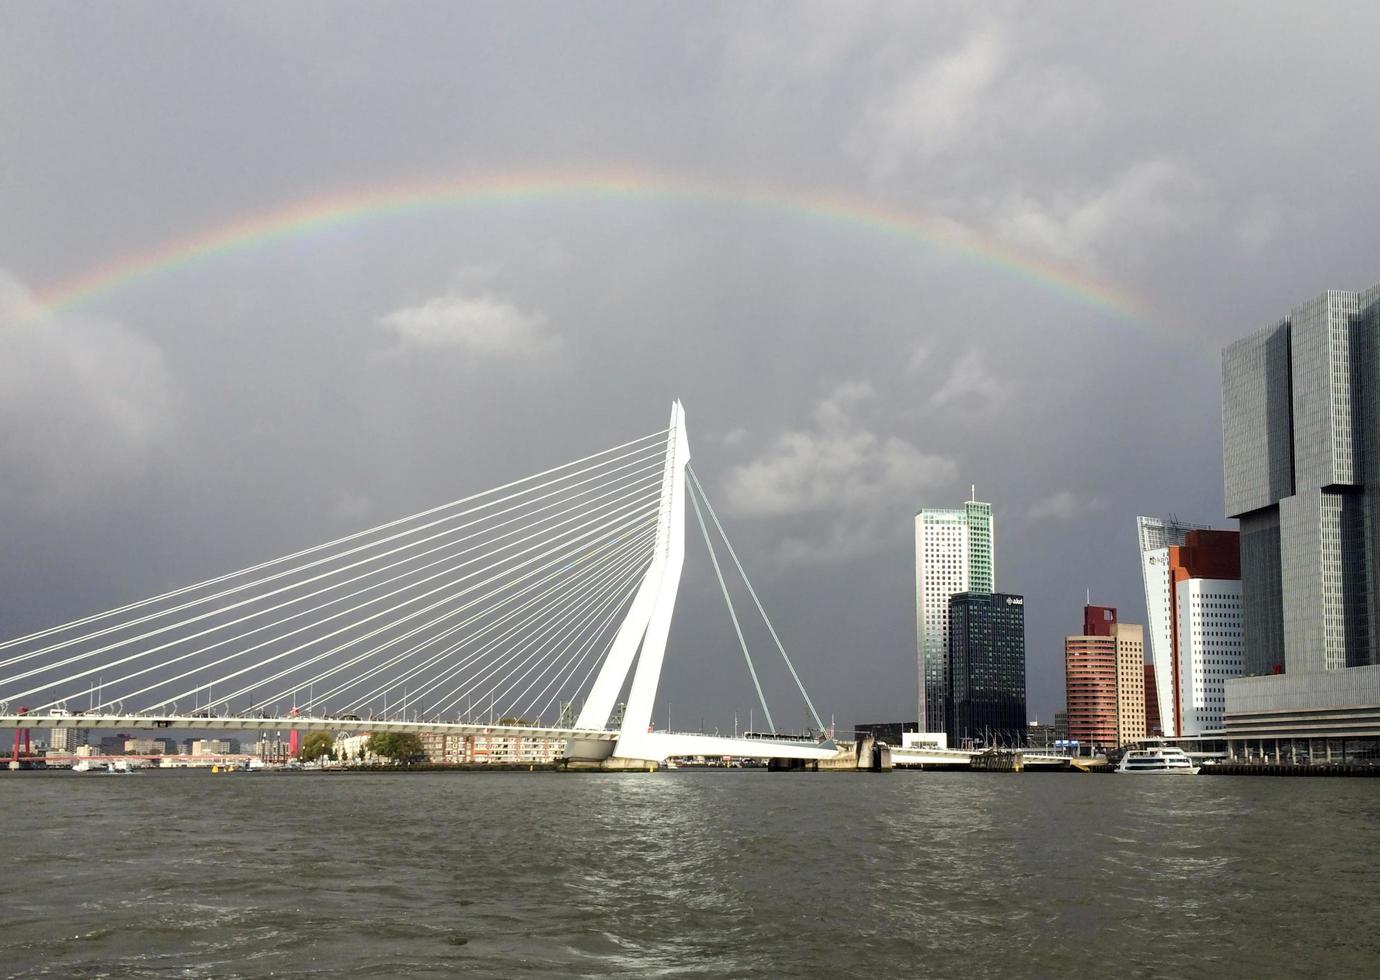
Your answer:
287;707;301;759
562;738;658;771
11;706;29;767
766;740;883;772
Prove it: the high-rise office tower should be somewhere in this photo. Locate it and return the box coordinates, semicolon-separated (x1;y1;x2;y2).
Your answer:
915;492;994;733
1223;286;1380;674
946;592;1026;747
1064;605;1146;749
1137;518;1243;736
1221;284;1380;739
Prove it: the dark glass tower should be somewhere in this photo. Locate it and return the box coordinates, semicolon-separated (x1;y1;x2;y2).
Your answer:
946;592;1026;747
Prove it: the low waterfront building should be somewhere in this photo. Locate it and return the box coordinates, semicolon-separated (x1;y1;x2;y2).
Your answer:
409;731;568;764
853;722;918;747
417;732;468;763
253;737;290;762
189;738;239;756
1025;722;1056;750
470;732;566;764
334;733;372;762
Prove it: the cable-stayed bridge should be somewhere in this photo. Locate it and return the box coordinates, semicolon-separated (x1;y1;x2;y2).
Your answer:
1;403;838;767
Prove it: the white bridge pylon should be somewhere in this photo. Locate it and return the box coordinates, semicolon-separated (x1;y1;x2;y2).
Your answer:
571;401;689;760
571;401;833;764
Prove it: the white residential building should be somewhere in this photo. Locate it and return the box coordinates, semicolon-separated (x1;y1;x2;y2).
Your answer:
916;492;993;733
1176;579;1244;734
1137;517;1243;736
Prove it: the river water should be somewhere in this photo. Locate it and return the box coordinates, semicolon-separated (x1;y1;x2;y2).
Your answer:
3;769;1378;978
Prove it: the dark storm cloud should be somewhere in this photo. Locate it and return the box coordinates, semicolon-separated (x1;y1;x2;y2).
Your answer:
3;2;1380;727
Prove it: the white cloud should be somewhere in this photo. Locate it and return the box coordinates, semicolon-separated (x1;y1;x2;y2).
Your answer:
851;29;1009;177
928;348;1010;414
845;21;1102;180
717;427;748;449
836;21;1218;274
991;158;1204;267
1027;490;1106;523
707;1;884;84
904;345;931;378
377;290;561;360
0;271;178;511
721;381;955;562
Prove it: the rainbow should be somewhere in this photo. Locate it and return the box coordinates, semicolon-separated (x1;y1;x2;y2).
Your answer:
19;169;1154;323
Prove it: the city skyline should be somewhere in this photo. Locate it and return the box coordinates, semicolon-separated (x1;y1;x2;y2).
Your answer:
4;8;1378;978
5;6;1380;729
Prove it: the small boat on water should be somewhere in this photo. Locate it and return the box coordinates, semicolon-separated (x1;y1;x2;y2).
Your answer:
1116;747;1200;775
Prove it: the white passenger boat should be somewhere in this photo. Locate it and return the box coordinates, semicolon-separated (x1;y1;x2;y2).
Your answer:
1115;747;1200;775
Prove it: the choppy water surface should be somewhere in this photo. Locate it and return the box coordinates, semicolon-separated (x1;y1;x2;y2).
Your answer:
3;770;1378;978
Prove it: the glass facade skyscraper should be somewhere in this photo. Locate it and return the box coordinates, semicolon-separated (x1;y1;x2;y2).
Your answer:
915;494;994;734
945;592;1025;747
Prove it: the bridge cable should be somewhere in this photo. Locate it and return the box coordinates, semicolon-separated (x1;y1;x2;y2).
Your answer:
0;427;669;662
377;526;655;720
195;487;661;714
420;540;650;720
15;469;662;710
34;488;658;714
274;522;654;718
477;545;654;721
309;526;656;717
0;446;666;678
524;572;644;723
172;495;660;716
687;464;826;733
687;472;775;734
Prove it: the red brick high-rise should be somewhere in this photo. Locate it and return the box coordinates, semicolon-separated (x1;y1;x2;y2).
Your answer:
1064;605;1146;750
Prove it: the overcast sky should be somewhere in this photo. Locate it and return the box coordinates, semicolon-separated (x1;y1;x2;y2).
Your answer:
4;2;1380;730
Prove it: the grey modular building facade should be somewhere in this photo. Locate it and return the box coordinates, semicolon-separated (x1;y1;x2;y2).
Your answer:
1221;283;1380;754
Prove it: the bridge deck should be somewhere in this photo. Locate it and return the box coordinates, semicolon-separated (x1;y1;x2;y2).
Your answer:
0;713;616;741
